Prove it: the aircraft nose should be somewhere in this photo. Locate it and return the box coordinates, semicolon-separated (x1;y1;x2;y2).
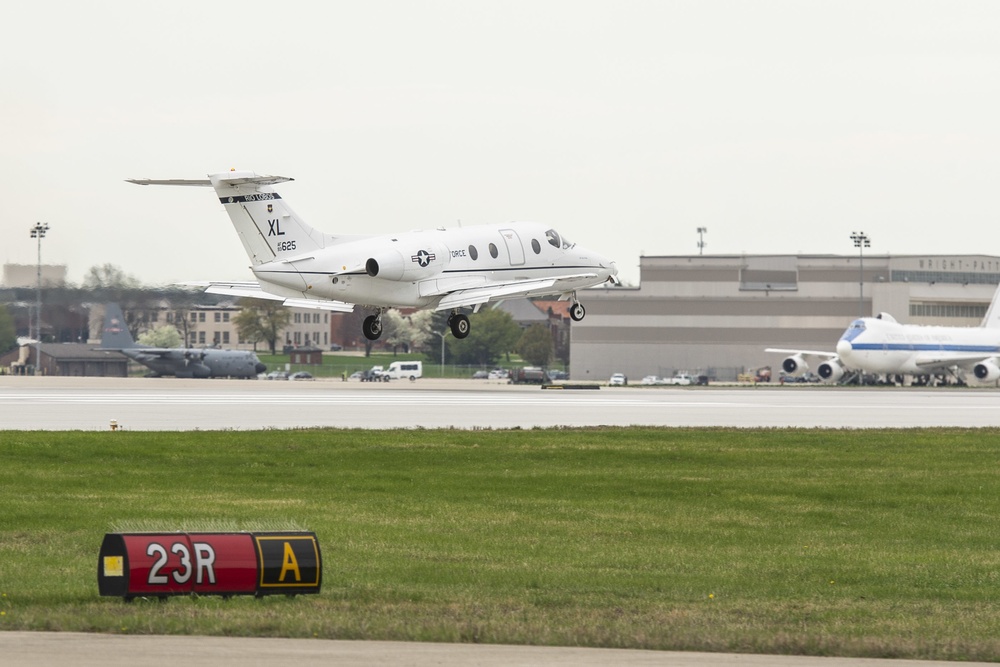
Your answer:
601;259;619;284
255;362;267;374
836;339;852;358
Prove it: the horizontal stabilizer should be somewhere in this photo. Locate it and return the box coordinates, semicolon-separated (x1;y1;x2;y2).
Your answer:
127;174;293;187
127;178;213;187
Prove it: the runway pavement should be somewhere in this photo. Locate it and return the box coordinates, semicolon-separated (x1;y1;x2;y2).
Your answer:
3;632;997;667
3;375;1000;430
5;376;999;666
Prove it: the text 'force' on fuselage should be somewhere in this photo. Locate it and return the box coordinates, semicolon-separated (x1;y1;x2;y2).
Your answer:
128;170;619;341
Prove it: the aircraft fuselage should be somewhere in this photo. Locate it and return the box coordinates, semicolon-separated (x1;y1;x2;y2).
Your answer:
251;223;615;309
836;318;1000;374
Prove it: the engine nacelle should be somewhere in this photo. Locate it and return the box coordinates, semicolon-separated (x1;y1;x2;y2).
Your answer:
782;354;807;374
817;358;845;383
974;359;1000;382
365;239;450;281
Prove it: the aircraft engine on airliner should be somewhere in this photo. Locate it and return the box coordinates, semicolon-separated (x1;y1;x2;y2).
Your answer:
974;359;1000;382
365;239;450;281
817;358;845;383
781;354;808;374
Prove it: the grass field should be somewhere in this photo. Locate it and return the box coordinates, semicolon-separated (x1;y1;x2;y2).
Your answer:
2;427;1000;660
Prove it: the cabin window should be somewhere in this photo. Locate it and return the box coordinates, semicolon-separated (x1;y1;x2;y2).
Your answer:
531;239;541;254
489;243;499;259
469;245;478;260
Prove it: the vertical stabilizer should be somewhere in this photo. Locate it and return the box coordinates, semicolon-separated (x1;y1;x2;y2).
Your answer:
981;283;1000;329
208;171;335;266
99;303;141;349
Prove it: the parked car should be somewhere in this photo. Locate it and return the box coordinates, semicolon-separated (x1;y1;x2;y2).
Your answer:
609;373;627;386
348;371;364;380
329;344;343;351
289;371;314;380
668;373;693;386
640;375;666;385
472;370;489;379
546;369;569;381
265;371;289;381
487;369;510;380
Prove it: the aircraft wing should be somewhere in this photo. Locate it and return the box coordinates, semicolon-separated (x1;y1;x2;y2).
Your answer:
913;353;996;371
190;281;355;313
431;273;598;311
765;348;839;360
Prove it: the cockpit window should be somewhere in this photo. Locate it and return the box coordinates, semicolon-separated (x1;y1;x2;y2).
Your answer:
840;319;866;341
546;229;571;249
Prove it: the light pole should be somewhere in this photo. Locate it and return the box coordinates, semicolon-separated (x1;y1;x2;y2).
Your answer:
850;231;870;319
696;227;707;255
433;330;448;377
30;222;49;342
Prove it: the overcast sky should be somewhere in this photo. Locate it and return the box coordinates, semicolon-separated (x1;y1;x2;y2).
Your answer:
4;1;1000;288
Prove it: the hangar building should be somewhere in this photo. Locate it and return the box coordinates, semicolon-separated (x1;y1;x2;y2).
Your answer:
570;254;1000;382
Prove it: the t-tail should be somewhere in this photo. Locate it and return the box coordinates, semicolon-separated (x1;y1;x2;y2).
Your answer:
128;170;337;267
98;303;141;349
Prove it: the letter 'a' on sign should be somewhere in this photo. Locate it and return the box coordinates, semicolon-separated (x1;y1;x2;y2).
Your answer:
255;534;322;593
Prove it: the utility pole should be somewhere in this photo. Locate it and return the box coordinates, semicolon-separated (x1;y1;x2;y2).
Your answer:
697;227;708;255
850;231;870;319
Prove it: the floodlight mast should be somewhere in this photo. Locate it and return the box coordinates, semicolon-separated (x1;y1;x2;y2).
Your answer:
29;222;50;376
30;222;49;343
696;227;707;255
850;231;870;319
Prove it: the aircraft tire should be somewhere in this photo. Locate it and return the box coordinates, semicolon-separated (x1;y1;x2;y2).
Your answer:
450;314;470;339
363;315;382;341
569;303;586;321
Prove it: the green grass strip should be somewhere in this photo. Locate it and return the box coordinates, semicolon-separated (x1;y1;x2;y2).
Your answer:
2;427;1000;660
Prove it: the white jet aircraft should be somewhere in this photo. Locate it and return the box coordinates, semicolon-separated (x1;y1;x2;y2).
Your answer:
767;283;1000;383
129;170;618;340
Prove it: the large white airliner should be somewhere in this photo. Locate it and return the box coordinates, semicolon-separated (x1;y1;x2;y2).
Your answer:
129;170;618;341
768;283;1000;384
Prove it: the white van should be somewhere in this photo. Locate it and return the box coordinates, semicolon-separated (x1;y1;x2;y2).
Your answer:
386;361;423;381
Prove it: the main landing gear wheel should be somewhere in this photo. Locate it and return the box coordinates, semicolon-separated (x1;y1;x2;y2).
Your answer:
362;315;383;341
449;313;470;339
569;302;586;321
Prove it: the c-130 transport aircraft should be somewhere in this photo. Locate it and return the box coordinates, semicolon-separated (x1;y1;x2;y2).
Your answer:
128;170;619;340
98;303;266;379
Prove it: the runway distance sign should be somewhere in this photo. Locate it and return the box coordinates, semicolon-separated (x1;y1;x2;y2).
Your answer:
97;532;321;599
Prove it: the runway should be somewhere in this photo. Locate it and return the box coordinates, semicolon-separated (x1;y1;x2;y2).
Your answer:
2;376;1000;430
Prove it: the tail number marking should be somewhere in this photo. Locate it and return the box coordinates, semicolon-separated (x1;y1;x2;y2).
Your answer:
267;219;285;236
